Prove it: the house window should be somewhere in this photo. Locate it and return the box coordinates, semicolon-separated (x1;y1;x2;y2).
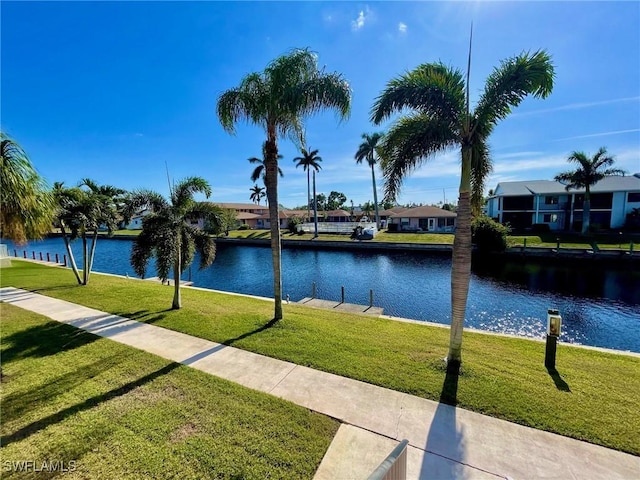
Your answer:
545;196;559;205
400;218;410;226
628;192;640;203
543;214;558;223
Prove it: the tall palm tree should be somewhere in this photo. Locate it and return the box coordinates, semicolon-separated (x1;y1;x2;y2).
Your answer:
53;179;125;285
249;184;266;205
371;48;554;371
554;147;625;234
124;177;219;309
293;147;322;221
355;132;384;229
249;142;284;188
217;48;351;320
0;132;55;244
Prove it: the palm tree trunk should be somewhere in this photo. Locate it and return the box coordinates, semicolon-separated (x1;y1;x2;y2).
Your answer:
265;135;283;320
82;235;88;285
60;224;82;284
448;148;473;370
582;188;591;234
307;169;311;222
172;238;181;309
371;164;380;230
86;230;98;285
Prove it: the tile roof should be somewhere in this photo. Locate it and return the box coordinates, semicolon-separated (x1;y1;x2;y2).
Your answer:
389;206;456;218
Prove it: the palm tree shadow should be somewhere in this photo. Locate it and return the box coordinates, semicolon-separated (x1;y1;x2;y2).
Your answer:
222;317;281;346
421;362;465;478
547;367;571;392
112;309;171;325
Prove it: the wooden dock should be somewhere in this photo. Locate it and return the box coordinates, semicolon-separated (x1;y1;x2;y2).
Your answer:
298;297;383;316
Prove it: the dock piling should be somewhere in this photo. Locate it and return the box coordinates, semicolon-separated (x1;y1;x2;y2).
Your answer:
341;286;345;304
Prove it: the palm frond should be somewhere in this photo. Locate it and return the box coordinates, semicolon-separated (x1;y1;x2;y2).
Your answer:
474;50;554;134
380;114;458;201
172;177;212;211
371;63;466;125
192;229;217;269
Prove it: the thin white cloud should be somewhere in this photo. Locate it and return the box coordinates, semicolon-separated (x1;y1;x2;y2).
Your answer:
512;96;640;118
552;129;640;142
351;7;369;31
398;22;407;34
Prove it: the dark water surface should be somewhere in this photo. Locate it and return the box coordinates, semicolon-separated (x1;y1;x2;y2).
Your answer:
6;238;640;352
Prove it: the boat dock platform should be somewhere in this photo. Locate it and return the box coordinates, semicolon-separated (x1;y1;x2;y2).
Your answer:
298;297;383;316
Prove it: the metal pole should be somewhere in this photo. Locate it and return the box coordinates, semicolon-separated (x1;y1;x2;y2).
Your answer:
47;253;50;262
545;335;557;370
312;282;317;299
63;254;67;267
23;250;27;258
370;289;374;307
313;170;319;238
55;253;59;263
13;249;17;257
341;286;345;304
32;252;36;259
39;252;43;261
189;266;192;282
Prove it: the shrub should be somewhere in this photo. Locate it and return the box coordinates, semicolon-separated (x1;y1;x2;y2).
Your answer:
472;215;510;252
287;216;303;234
238;224;250;230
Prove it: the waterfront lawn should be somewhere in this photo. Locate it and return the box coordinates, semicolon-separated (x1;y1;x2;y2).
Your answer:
508;232;638;250
2;261;639;455
222;229;455;244
0;303;337;479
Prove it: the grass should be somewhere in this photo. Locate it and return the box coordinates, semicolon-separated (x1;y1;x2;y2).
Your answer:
0;303;338;479
222;229;456;244
3;261;640;455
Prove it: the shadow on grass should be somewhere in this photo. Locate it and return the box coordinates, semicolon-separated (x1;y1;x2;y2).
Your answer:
547;367;571;392
1;321;98;364
1;363;180;447
112;309;171;325
222;317;281;346
439;360;460;406
2;353;127;424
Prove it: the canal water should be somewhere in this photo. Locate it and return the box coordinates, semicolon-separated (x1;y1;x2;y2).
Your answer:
5;237;640;353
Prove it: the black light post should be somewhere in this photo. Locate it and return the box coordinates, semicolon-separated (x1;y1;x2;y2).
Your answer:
545;308;562;369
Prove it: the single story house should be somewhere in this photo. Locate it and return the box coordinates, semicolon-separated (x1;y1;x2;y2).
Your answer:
122;208;150;230
486;174;640;231
388;206;456;232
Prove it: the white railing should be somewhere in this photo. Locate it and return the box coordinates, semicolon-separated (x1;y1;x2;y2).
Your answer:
298;222;377;235
368;439;409;480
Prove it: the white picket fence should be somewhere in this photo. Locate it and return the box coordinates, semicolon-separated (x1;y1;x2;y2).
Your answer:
298;222;377;235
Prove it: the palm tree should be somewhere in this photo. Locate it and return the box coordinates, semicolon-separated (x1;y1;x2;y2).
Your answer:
371;48;554;371
355;133;383;229
124;177;219;309
249;184;266;205
217;48;351;320
0;132;55;244
293;147;322;221
554;147;625;234
53;179;125;285
249;143;284;188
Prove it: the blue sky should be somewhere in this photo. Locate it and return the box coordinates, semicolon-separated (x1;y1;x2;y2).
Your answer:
2;1;639;208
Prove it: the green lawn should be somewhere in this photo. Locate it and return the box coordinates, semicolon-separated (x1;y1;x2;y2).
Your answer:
0;303;337;479
2;261;639;455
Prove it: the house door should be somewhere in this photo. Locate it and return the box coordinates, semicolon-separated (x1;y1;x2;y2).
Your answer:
428;218;435;231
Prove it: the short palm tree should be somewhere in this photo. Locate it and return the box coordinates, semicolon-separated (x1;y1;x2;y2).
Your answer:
554;147;625;234
355;133;384;229
217;48;351;320
249;184;266;205
53;179;125;285
249;143;284;188
0;132;55;243
293;147;322;221
371;49;554;371
124;177;220;309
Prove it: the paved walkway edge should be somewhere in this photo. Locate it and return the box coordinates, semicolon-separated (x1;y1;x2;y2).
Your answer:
1;287;638;480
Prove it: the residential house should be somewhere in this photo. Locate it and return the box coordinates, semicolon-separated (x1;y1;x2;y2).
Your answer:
378;207;409;228
214;203;269;229
122;208;150;230
486;174;640;231
388;206;456;232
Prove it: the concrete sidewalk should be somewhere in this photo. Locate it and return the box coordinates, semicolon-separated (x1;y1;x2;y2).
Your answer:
1;287;638;480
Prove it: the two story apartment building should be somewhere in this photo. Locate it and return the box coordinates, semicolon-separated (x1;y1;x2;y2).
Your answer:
486;174;640;231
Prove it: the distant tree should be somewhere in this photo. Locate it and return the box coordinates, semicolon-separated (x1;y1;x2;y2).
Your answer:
205;207;237;236
294;147;322;221
124;177;219;309
380;199;396;210
554;147;625;234
0;133;55;243
315;193;327;212
361;201;374;217
327;191;347;210
442;203;456;212
355;132;384;229
249;142;284;189
54;179;126;285
218;49;351;320
249;184;266;205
